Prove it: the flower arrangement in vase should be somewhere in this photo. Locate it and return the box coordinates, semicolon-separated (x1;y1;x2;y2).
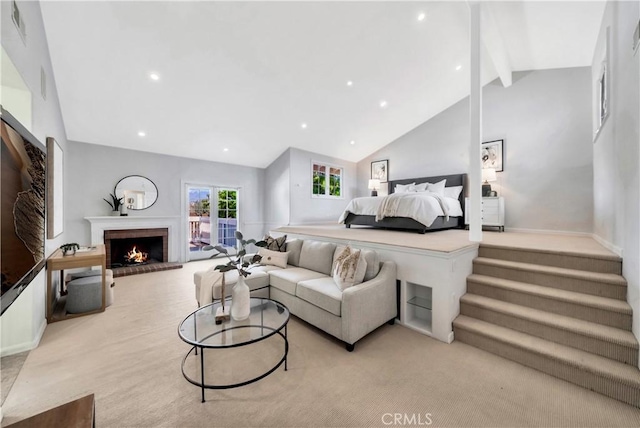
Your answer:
213;231;267;321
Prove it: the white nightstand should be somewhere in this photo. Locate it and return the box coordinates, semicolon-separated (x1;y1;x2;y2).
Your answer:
464;197;505;232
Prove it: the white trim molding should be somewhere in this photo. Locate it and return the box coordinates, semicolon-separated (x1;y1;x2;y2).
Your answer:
592;233;623;257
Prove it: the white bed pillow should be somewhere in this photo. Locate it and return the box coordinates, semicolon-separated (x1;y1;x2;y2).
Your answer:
443;185;463;199
413;182;428;192
426;179;447;196
394;183;415;193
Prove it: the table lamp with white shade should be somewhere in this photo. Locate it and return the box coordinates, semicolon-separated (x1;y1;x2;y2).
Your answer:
368;179;381;197
481;168;497;197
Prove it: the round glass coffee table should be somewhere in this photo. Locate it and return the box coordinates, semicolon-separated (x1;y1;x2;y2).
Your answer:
178;297;289;402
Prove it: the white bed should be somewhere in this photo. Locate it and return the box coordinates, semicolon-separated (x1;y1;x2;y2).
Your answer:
339;192;463;228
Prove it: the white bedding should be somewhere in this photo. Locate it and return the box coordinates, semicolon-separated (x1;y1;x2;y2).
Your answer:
338;192;463;227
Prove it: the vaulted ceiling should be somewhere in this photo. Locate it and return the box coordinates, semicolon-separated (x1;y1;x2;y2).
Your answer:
41;1;605;168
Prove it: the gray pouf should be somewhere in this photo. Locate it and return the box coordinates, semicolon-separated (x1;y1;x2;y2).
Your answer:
66;276;115;313
66;269;113;282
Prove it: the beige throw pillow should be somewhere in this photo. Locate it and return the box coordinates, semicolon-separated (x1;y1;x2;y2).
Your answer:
332;246;367;291
258;248;289;269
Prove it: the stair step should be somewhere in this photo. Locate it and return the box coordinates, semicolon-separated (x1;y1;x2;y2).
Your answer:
453;316;640;407
460;294;639;365
479;244;622;274
473;257;627;300
467;274;632;330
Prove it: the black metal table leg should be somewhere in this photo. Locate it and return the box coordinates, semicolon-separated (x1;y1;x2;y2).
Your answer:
200;346;205;402
284;324;288;371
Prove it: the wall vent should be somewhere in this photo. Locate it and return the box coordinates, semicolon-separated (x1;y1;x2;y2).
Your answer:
12;1;27;43
40;67;47;100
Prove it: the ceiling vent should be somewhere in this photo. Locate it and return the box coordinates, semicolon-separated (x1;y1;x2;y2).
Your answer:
12;1;27;44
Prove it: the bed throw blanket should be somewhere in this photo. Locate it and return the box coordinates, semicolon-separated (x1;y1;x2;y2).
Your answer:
376;192;451;222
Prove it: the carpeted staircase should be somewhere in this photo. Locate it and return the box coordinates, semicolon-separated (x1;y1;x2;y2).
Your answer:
453;243;640;407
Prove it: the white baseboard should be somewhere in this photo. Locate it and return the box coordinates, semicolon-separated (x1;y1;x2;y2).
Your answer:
592;233;623;257
505;227;592;237
0;318;47;358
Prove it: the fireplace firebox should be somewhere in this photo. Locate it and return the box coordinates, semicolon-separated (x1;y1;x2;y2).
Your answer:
104;228;168;269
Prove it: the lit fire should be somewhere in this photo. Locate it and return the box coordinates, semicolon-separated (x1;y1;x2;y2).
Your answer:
126;246;148;264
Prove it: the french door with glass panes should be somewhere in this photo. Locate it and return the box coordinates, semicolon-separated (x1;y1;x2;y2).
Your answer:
187;186;239;259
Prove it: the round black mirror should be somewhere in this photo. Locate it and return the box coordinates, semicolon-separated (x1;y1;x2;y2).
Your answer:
114;175;158;210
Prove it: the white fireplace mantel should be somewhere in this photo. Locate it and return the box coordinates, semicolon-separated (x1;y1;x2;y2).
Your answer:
85;216;182;262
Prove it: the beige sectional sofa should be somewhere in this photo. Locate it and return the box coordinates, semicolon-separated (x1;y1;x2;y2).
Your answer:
194;239;397;351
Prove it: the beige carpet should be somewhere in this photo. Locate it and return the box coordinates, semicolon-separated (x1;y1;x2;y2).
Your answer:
3;260;640;428
274;225;618;257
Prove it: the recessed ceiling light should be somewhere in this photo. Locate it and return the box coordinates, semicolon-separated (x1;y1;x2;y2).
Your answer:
223;148;229;152
149;72;160;81
350;140;356;145
138;131;146;137
347;81;353;86
417;12;426;22
379;100;388;108
301;123;308;129
455;65;462;71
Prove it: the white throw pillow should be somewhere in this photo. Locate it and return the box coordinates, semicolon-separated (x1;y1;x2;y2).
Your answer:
332;246;367;291
394;183;415;193
443;185;463;199
413;182;428;192
258;248;289;269
426;179;446;195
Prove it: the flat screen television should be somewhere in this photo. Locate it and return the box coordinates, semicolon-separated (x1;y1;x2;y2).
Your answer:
1;108;46;315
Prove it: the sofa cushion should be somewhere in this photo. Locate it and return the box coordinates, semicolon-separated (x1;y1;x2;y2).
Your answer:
361;249;380;281
298;240;336;276
334;246;379;282
297;277;343;316
269;268;327;296
195;269;270;303
264;234;287;252
332;246;367;291
250;264;284;274
258;248;289;268
285;239;303;266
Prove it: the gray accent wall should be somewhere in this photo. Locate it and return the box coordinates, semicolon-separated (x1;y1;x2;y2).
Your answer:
264;149;291;232
1;1;69;356
592;0;640;355
263;147;357;230
289;148;356;225
357;67;594;233
65;141;266;255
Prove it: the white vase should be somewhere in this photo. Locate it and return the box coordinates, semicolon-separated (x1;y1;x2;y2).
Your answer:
231;275;250;321
110;210;120;217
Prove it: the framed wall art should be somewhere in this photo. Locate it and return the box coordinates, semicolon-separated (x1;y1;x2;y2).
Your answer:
371;159;388;182
481;140;503;172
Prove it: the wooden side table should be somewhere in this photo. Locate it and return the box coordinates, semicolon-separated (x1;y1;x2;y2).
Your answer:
6;394;95;428
46;245;106;323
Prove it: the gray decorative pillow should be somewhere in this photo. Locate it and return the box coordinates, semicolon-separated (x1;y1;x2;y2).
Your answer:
264;234;287;252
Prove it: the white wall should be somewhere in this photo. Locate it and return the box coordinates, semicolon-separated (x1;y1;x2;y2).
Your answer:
592;0;640;352
65;141;266;255
1;1;69;356
289;148;357;225
357;67;594;233
264;149;291;232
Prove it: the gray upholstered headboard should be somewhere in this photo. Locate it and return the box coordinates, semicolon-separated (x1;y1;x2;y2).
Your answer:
387;173;467;213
